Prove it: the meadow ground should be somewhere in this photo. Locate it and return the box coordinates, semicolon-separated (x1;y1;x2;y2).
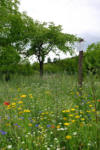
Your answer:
0;73;100;150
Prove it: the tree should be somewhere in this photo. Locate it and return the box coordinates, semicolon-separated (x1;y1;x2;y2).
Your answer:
0;46;20;81
0;0;30;80
0;0;20;46
26;22;78;76
85;42;100;74
0;1;36;80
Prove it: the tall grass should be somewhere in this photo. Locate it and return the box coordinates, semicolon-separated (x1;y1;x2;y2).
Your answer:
0;73;100;149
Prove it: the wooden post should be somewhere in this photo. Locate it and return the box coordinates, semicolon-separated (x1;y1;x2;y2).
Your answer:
78;39;84;94
78;50;83;88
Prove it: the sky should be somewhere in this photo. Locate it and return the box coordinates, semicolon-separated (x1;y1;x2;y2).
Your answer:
19;0;100;61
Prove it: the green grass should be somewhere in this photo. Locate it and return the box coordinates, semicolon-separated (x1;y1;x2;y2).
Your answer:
0;73;100;150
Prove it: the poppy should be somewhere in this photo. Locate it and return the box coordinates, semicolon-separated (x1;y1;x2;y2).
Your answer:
97;100;100;102
4;102;10;106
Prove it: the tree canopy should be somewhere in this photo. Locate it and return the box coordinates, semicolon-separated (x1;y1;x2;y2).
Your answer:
25;22;78;76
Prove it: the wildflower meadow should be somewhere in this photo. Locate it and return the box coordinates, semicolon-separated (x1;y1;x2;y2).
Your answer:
0;74;100;150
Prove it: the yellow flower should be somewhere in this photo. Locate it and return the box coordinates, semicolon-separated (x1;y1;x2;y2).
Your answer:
89;105;93;107
7;105;11;109
80;123;84;127
57;125;60;129
64;122;70;126
66;135;72;140
18;101;23;104
71;120;75;123
20;95;26;98
24;109;31;112
75;115;80;119
62;109;70;113
18;111;23;114
69;114;73;117
6;123;10;126
62;110;66;113
87;110;91;113
11;102;16;105
81;118;85;121
92;109;95;112
28;123;32;127
76;92;79;96
71;108;75;111
63;117;67;120
75;105;79;108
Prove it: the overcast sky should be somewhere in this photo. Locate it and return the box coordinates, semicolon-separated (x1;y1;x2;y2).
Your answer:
19;0;100;61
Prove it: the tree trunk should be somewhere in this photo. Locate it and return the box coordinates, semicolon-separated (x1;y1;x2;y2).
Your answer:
5;71;10;81
40;61;44;77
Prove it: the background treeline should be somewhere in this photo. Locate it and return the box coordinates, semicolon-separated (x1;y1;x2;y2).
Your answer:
0;42;100;77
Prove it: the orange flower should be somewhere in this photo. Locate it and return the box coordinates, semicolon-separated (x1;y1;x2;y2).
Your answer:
51;125;55;128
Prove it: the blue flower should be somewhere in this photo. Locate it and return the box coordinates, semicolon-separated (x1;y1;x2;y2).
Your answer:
0;130;7;135
35;124;39;127
47;124;51;127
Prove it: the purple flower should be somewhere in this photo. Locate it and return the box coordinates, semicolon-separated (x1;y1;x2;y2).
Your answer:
35;124;39;127
47;124;51;128
0;130;7;135
14;123;21;128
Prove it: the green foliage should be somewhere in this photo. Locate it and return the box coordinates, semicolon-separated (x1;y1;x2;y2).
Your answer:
27;22;78;62
0;46;20;73
84;42;100;74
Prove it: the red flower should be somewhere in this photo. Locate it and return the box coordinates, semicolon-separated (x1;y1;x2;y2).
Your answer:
4;102;10;106
97;100;100;102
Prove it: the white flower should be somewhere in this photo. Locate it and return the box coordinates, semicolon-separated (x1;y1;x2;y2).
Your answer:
56;148;60;150
7;145;12;149
27;132;31;135
22;141;25;144
54;138;58;141
73;132;77;136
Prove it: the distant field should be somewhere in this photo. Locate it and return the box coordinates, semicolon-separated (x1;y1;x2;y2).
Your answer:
0;74;100;149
